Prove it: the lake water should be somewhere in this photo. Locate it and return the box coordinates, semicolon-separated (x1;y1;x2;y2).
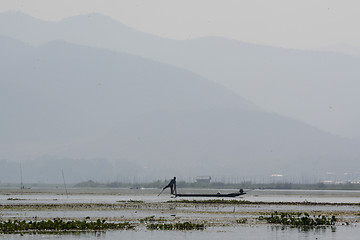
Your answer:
1;226;360;240
2;188;360;204
1;188;360;239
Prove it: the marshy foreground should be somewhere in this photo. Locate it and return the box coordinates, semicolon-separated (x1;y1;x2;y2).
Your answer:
1;188;360;239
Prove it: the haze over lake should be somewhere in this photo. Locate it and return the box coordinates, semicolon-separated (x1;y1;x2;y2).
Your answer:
1;1;360;183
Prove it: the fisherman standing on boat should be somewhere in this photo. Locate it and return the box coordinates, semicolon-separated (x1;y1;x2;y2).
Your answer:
163;177;177;195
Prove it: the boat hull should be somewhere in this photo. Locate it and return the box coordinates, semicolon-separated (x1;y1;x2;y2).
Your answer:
174;192;246;198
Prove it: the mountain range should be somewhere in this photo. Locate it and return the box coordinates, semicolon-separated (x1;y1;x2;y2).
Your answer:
1;33;359;181
1;12;359;139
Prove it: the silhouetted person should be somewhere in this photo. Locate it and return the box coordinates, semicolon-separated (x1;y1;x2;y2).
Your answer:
163;177;177;195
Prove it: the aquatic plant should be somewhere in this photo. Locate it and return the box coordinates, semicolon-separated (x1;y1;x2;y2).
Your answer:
168;199;360;206
258;212;336;227
116;200;144;203
6;198;26;201
127;200;144;203
139;216;165;223
236;218;248;224
0;218;135;234
146;222;205;230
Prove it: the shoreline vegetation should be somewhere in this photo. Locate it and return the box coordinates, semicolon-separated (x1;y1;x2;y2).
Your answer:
3;180;360;191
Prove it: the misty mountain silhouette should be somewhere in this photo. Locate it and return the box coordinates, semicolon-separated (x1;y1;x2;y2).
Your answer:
1;12;360;138
1;35;359;180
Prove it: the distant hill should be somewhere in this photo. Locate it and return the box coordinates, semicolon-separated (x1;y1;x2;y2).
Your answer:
1;12;360;138
80;109;359;178
0;35;256;156
1;36;359;181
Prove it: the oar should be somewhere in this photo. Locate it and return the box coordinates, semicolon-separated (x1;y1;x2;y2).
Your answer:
158;188;165;196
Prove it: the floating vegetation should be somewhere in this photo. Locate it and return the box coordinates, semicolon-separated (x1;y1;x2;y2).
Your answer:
127;200;144;203
0;202;144;211
258;212;336;227
139;216;165;223
236;218;248;224
116;200;144;203
146;222;205;230
169;199;360;206
0;218;135;234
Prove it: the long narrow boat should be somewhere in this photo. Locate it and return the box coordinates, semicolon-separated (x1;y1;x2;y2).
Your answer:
174;189;246;198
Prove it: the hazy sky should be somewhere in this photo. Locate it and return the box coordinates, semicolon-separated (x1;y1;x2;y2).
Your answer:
1;0;360;50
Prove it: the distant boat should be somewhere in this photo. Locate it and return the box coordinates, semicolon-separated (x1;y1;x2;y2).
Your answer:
174;189;246;198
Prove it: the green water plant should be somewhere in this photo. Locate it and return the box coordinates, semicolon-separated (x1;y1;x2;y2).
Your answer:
168;199;360;206
236;218;248;224
0;218;135;234
146;222;205;230
258;212;336;227
139;216;165;223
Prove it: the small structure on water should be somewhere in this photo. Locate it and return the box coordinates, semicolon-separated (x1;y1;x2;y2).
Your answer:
196;176;211;183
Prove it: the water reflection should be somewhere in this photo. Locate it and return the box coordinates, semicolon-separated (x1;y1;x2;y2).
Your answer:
2;226;360;240
268;225;339;239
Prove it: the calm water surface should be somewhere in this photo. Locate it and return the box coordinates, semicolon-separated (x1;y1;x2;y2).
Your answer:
1;226;359;240
1;188;360;239
2;188;360;204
